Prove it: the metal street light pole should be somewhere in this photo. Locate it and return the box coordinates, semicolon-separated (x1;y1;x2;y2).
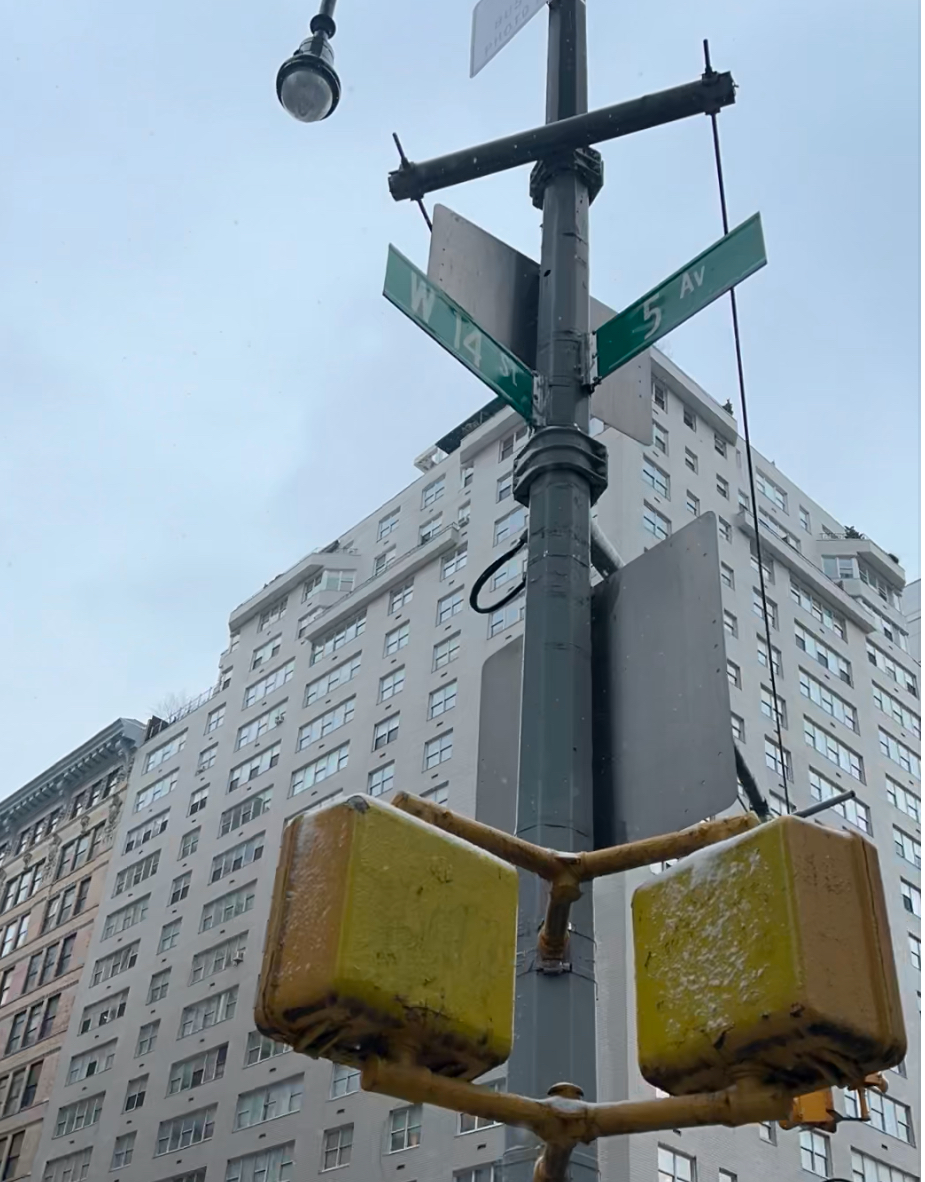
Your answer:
504;1;603;1178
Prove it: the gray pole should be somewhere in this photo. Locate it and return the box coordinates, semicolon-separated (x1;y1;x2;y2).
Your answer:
504;0;601;1178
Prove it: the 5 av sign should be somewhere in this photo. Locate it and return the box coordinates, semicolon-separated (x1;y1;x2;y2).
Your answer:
594;213;767;381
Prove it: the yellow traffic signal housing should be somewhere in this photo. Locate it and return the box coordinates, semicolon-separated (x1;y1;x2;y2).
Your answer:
779;1088;837;1133
255;795;518;1080
633;816;906;1096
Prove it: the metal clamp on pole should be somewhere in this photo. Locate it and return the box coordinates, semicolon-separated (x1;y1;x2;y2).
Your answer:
512;426;608;507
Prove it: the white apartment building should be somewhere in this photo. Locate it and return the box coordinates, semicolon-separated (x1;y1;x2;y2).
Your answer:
29;348;920;1182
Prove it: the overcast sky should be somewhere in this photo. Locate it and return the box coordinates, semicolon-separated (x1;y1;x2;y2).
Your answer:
1;1;919;792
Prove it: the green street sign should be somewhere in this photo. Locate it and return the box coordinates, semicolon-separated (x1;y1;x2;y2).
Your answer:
383;245;534;422
594;213;767;381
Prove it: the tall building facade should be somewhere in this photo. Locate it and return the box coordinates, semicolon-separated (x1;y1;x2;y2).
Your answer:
32;349;920;1182
0;719;145;1181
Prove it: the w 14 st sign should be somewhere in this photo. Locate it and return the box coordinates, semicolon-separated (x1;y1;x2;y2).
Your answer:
383;245;535;421
470;0;548;78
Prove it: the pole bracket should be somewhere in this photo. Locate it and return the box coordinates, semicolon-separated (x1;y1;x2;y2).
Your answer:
513;426;608;508
529;146;604;210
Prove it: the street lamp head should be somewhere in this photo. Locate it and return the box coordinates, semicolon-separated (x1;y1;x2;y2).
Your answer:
276;30;340;123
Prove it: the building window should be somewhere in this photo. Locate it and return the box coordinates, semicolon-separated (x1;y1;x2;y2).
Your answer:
796;623;851;684
720;564;735;589
158;918;182;953
799;505;811;531
727;660;741;689
243;660;295;708
715;474;729;499
124;809;170;854
3;1061;42;1115
209;833;265;884
653;382;667;411
434;633;461;670
879;728;920;779
798;1130;829;1175
809;769;871;833
437;588;465;624
368;764;395;798
388;1104;422;1152
461;463;474;489
643;504;671;541
765;737;793;781
384;581;414;619
424;732;454;769
234;1075;304;1130
65;1040;116;1084
850;1149;918;1182
901;879;921;917
378;508;400;540
422;782;449;806
147;969;171;1004
420;515;443;544
310;612;366;666
179;986;238;1038
894;826;921;869
78;990;127;1034
226;1146;293;1182
752;588;778;629
322;1124;353;1170
385;622;410;656
499;425;529;460
682;406;696;431
206;703;226;733
758;1120;776;1143
799;669;857;732
42;1148;91;1182
756;470;787;512
250;635;283;672
684;448;698;473
144;732;188;774
422;475;445;508
907;933;920;971
53;1093;103;1137
190;931;248;985
0;916;29;958
201;884;256;931
494;506;527;545
429;682;458;719
374;547;397;576
790;577;846;639
135;1020;159;1056
113;850;160;896
886;777;920;823
489;594;525;637
867;642;918;697
718;517;732;542
804;718;864;781
653;422;669;454
169;871;192;905
326;1063;361;1100
290;746;349;798
102;896;149;939
305;654;362;707
759;686;787;728
123;1074;147;1112
235;704;286;751
155;1105;216;1155
718;1172;737;1182
657;1145;696;1180
873;684;921;739
179;828;200;858
296;700;354;752
442;544;468;579
643;458;670;497
188;786;209;816
714;433;727;457
844;1088;913;1144
379;669;405;703
757;636;783;676
244;1031;292;1067
723;610;738;638
497;471;513;501
91;943;138;986
373;715;400;750
731;714;745;742
168;1044;228;1095
40;878;90;935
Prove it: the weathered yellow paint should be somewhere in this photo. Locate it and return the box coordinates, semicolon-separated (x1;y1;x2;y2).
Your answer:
255;795;518;1079
633;816;906;1095
778;1088;836;1132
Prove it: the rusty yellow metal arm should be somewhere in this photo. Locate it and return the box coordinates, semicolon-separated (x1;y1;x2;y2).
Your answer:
361;1055;792;1149
392;792;758;960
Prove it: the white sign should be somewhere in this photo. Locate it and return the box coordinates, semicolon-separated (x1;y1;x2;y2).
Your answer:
470;0;548;78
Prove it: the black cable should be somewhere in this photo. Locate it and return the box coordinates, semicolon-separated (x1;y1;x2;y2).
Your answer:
469;530;528;615
734;745;771;821
704;38;791;814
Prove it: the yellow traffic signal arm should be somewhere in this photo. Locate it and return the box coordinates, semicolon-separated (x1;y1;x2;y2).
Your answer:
362;1055;792;1181
391;791;758;961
